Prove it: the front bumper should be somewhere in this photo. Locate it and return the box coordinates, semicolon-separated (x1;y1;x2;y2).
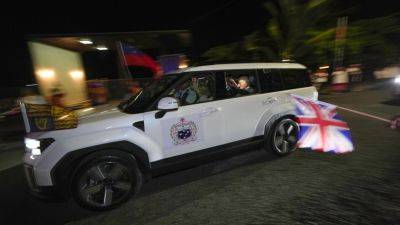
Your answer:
23;164;63;200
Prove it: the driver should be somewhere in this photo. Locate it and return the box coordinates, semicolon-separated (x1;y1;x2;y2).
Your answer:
174;78;199;105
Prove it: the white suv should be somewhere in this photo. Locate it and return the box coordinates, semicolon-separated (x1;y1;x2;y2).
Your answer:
23;63;318;210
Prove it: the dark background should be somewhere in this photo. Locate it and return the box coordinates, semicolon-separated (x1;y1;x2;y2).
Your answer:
2;0;400;88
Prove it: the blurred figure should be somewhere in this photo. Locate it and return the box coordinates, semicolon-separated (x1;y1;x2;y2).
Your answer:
374;64;400;80
390;115;400;130
87;80;109;105
347;64;363;83
48;86;65;107
331;67;349;92
174;78;199;105
312;66;329;91
196;76;215;102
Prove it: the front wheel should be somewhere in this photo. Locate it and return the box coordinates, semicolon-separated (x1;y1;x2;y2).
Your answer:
71;152;142;211
265;118;299;156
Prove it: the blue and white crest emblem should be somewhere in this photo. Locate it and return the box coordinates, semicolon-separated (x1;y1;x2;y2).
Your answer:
170;118;198;145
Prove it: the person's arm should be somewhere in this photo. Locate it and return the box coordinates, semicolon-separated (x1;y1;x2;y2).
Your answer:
227;78;239;89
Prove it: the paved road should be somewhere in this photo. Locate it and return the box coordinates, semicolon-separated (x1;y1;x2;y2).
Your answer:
0;86;399;225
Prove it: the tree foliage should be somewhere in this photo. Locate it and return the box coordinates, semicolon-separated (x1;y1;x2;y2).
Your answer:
201;0;400;68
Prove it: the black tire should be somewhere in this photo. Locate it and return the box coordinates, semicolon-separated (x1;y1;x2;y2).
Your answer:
265;118;299;156
70;150;142;211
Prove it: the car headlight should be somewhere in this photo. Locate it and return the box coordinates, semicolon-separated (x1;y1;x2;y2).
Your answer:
395;76;400;84
25;138;55;155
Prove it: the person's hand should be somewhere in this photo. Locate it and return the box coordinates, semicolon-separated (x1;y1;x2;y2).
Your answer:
227;78;237;88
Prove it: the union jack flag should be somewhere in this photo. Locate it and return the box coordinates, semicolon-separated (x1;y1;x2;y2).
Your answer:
291;95;354;154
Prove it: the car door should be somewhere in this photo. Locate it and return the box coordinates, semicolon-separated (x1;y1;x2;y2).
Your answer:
214;69;272;143
143;72;225;159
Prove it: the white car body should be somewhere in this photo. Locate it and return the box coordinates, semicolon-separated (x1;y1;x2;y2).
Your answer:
23;63;317;202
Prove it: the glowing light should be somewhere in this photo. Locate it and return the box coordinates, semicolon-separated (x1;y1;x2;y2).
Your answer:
69;70;84;80
25;138;41;155
36;69;55;79
394;76;400;84
82;107;94;112
57;115;69;120
79;39;93;45
282;59;291;62
32;148;42;155
25;138;40;150
96;46;108;51
319;66;330;69
178;63;188;69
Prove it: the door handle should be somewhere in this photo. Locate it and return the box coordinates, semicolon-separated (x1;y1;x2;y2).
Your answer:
262;97;278;105
201;107;220;116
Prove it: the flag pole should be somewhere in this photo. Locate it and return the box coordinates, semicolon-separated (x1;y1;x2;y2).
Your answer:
116;41;132;79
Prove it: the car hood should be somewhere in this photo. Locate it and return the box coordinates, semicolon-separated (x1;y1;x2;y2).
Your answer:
76;102;122;124
27;102;143;140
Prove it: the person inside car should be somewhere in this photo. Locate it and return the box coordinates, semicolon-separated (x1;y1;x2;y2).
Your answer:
237;76;255;93
174;78;199;105
227;76;255;96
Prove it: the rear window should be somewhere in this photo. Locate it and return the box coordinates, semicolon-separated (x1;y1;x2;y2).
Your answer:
280;69;311;89
258;68;311;93
258;69;283;93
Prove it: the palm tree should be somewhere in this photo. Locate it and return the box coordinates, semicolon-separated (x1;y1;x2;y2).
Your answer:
202;0;334;64
202;0;400;69
201;42;250;63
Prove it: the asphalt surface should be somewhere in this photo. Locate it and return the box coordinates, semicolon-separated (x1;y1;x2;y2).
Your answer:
0;85;399;225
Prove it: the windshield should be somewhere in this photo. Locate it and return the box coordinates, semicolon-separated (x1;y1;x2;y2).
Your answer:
118;74;179;113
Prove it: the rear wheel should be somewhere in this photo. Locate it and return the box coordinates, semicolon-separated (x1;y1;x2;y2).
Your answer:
71;152;142;211
266;118;299;156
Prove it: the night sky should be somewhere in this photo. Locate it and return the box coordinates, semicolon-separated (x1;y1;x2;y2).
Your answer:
3;0;399;88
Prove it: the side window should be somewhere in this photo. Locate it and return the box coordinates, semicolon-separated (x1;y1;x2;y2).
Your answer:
303;70;312;86
280;69;309;89
168;73;216;106
224;70;259;98
258;69;283;93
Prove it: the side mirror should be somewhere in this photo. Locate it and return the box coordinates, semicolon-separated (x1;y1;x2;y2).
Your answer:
155;97;178;119
157;97;179;110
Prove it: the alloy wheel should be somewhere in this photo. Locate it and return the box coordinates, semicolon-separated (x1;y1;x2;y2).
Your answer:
273;120;299;154
77;161;133;208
